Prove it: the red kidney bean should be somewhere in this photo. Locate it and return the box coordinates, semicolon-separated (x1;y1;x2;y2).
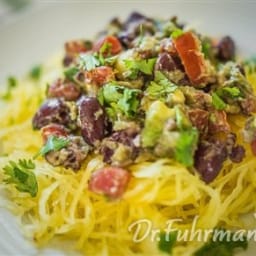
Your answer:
77;96;106;145
32;99;72;129
155;52;184;73
229;145;245;163
100;128;139;166
217;36;235;61
41;124;68;143
47;79;81;101
194;140;228;183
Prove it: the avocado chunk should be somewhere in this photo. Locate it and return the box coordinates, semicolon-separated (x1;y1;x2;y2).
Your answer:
142;101;175;147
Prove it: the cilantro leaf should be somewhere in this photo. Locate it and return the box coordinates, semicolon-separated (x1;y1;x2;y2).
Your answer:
218;87;241;98
171;28;184;39
158;231;177;254
64;66;79;81
7;76;17;88
202;41;211;59
29;65;42;80
212;92;227;110
118;87;141;116
137;58;156;75
34;136;70;158
3;159;38;197
104;55;118;66
1;76;17;100
92;42;113;66
194;231;248;256
201;37;218;63
98;83;141;120
79;54;100;71
154;71;174;87
124;58;156;78
174;128;199;167
146;71;177;100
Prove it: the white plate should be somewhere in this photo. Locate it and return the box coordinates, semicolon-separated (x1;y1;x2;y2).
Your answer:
0;1;256;255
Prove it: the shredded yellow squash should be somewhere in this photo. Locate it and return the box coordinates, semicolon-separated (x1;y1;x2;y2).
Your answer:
0;54;256;256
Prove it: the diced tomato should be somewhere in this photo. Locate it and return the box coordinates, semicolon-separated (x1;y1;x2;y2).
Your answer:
93;36;122;56
251;140;256;156
65;40;91;56
85;66;114;86
208;110;230;134
41;124;68;143
89;167;130;199
173;32;208;85
48;79;81;101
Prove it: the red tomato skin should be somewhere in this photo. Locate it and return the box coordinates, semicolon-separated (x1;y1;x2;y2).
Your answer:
41;124;68;143
89;167;130;199
174;32;208;85
85;66;114;86
93;36;122;56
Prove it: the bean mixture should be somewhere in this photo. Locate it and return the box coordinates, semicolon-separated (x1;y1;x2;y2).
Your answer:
32;12;256;198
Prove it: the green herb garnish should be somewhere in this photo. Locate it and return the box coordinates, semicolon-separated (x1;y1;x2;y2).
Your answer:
212;92;227;110
175;105;192;130
194;231;248;256
34;135;70;158
29;65;42;80
146;71;177;100
218;87;241;98
64;66;79;81
171;28;184;39
124;58;156;79
1;76;17;100
79;54;100;71
174;128;199;167
3;159;38;197
99;42;111;59
158;231;177;254
7;76;17;88
98;83;141;120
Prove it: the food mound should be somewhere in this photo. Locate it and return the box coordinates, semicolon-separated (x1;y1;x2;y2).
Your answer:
1;12;256;256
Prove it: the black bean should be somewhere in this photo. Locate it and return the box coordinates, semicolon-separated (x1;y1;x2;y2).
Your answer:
32;98;72;130
194;140;228;183
217;36;235;61
77;96;106;146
